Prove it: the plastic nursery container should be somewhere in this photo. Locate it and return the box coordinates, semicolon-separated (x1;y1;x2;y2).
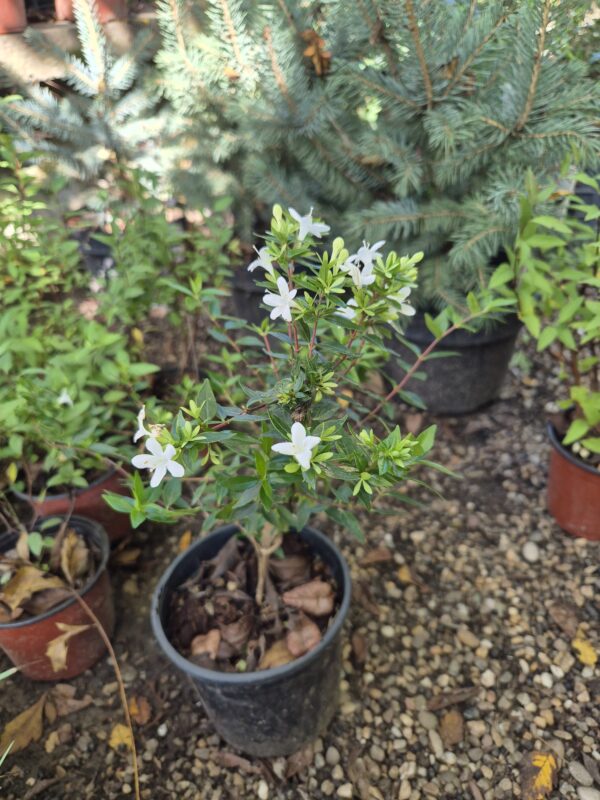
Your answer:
54;0;127;23
389;313;521;415
16;469;131;544
547;423;600;541
151;524;352;757
0;1;27;33
0;516;114;681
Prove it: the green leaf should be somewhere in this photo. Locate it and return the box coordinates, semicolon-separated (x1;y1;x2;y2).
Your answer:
416;424;436;454
326;507;364;542
531;215;571;234
563;418;590;445
536;326;557;351
581;437;600;454
103;492;134;513
488;262;514;289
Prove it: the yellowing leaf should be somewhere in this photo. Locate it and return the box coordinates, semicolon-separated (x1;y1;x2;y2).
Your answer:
0;693;47;755
520;751;558;799
131;327;144;345
572;636;597;666
109;723;133;751
46;623;91;673
178;530;192;552
0;566;65;612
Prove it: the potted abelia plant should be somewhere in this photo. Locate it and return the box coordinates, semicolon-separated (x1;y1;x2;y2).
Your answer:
108;206;511;756
491;173;600;540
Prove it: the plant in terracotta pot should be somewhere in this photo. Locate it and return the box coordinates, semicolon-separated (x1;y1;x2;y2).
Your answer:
491;172;600;540
106;206;511;755
0;495;114;681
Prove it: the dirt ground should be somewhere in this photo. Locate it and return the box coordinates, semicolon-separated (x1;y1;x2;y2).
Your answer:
1;350;599;800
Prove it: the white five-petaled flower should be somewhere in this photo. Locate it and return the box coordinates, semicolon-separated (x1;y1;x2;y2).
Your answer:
341;259;376;289
262;276;298;323
353;240;385;269
335;299;358;320
390;286;416;317
131;438;184;488
57;389;73;407
272;422;321;471
289;207;330;241
133;405;153;443
247;246;275;277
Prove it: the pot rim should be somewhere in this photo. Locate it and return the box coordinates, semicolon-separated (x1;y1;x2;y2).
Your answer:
0;515;110;630
13;467;121;504
547;422;600;478
151;524;352;686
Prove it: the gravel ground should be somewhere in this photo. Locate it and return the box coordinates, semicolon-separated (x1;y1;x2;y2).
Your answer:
1;350;599;799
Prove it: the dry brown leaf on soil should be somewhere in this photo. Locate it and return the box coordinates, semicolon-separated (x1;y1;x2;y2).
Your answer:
282;579;334;617
427;685;479;712
520;751;558;799
46;623;91;673
572;635;598;666
269;554;311;584
353;580;380;615
60;529;90;584
286;614;321;657
191;629;221;660
351;631;368;665
16;530;30;561
109;723;133;751
0;692;47;754
548;601;580;638
214;750;262;774
128;695;152;726
285;742;314;778
397;564;430;592
360;546;393;566
219;615;253;651
0;566;65;612
46;684;93;720
112;548;141;567
178;530;193;552
440;708;464;747
259;639;295;670
44;723;72;754
23;587;72;616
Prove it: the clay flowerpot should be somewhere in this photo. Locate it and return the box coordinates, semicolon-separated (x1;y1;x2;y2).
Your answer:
389;313;521;415
0;1;27;33
0;516;114;681
547;423;600;541
15;469;131;544
151;525;351;757
53;0;127;23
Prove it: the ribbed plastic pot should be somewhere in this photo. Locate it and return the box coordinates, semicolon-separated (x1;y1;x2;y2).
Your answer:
389;313;521;415
547;423;600;541
0;1;27;33
0;516;114;680
151;524;352;757
15;469;131;544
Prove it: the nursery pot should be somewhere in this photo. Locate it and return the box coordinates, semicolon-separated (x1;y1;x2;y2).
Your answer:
0;516;114;680
547;423;600;541
15;469;131;544
0;1;27;33
151;524;351;757
389;313;521;415
53;0;127;22
231;269;268;326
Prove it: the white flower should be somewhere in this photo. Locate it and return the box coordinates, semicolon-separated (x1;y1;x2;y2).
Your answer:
335;299;358;320
341;259;376;289
131;438;184;488
272;422;321;471
57;389;73;407
353;240;385;269
247;246;275;277
133;406;153;443
390;286;416;316
262;276;298;323
289;207;330;241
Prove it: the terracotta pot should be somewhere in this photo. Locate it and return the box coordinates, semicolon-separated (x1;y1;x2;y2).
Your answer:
0;0;27;33
0;516;114;681
53;0;127;23
547;423;600;541
15;469;131;544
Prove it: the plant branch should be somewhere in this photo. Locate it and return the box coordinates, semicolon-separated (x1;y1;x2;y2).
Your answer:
405;0;433;108
515;0;551;131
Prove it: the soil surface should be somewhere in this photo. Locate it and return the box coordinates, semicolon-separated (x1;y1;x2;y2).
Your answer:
1;347;599;800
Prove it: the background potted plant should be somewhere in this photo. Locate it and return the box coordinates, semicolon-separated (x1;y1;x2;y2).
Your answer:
107;206;511;756
492;172;600;540
0;1;27;34
0;501;114;681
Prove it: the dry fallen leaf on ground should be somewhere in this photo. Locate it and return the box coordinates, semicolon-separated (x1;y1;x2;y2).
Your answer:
0;566;64;612
427;686;479;712
548;601;579;638
46;623;91;673
178;530;193;552
351;631;368;665
112;548;141;567
520;751;558;799
397;564;430;591
286;613;321;657
109;723;133;751
259;639;295;669
360;546;393;566
0;692;47;754
572;635;598;666
285;742;314;778
191;629;221;660
46;684;93;720
128;695;152;726
214;750;262;774
44;723;72;754
440;708;464;747
282;580;334;616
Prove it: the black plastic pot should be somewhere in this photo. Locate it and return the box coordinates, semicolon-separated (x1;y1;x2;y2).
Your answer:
389;313;521;415
151;524;351;757
231;269;268;326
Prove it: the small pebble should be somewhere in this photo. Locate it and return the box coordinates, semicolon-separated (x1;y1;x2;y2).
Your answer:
326;746;340;766
522;541;540;563
481;669;495;688
257;780;269;800
578;789;600;800
457;628;480;648
569;762;594;787
337;783;353;799
381;625;395;639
